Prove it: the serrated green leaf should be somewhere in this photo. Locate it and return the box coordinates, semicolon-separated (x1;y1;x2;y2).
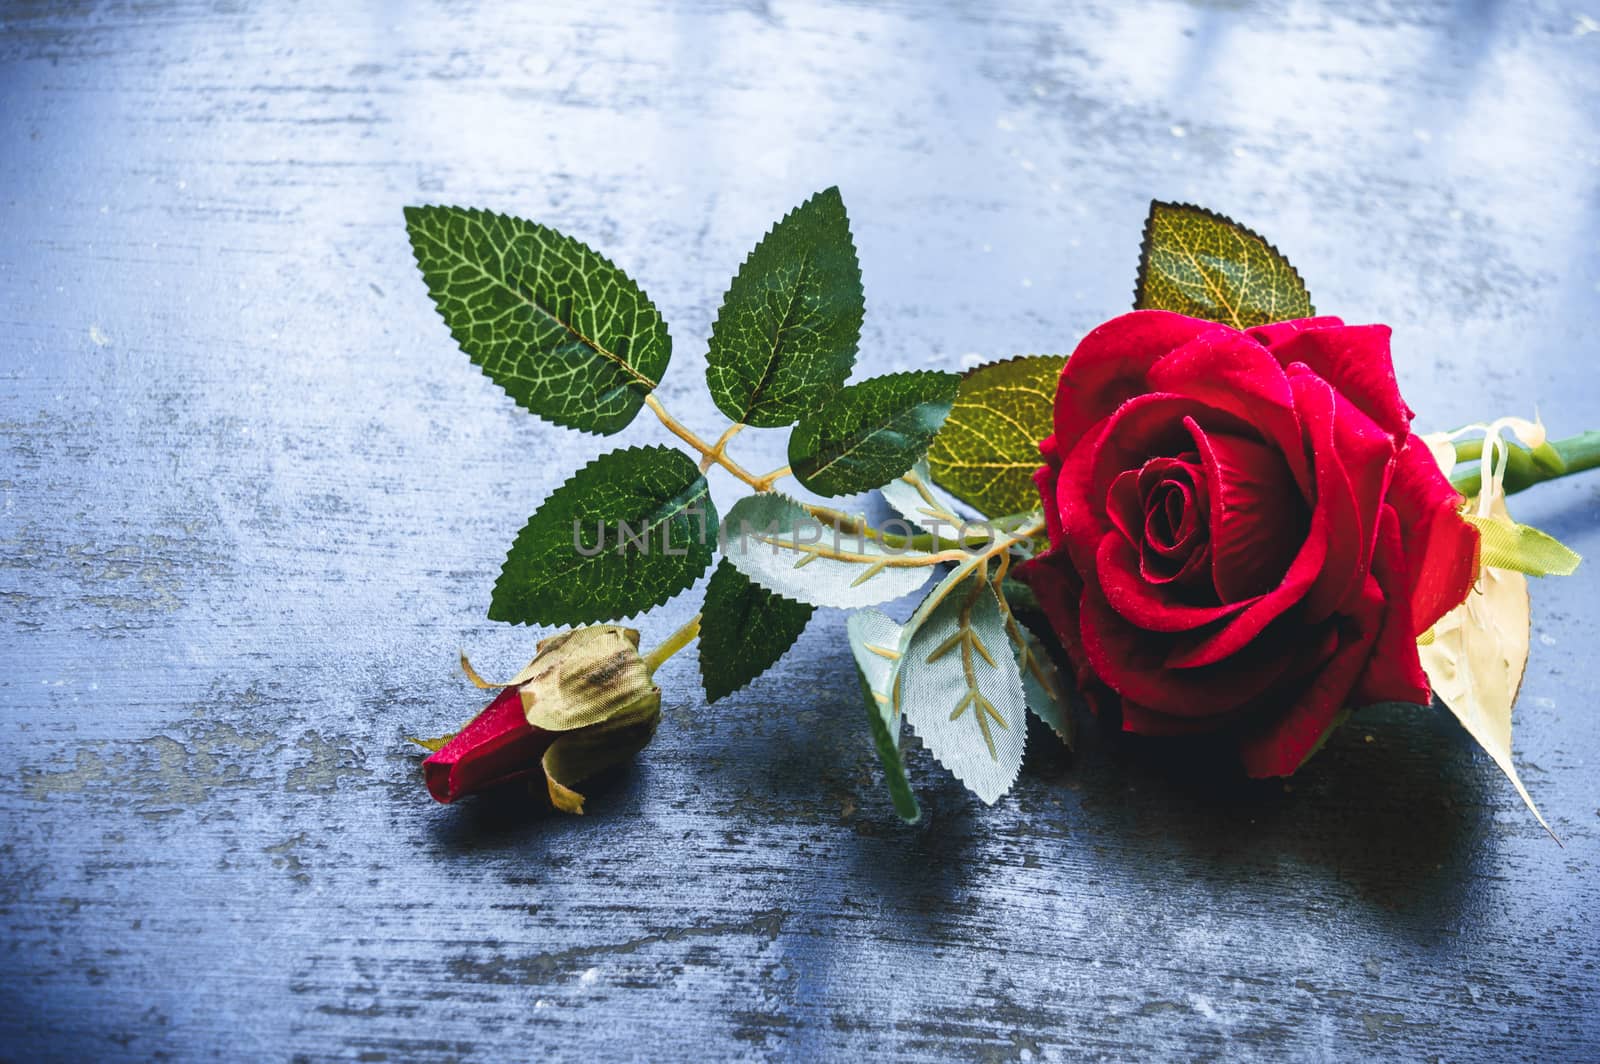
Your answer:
720;492;936;609
705;187;864;427
1013;628;1073;748
896;564;1026;805
788;371;959;497
1463;512;1581;577
698;558;815;702
925;355;1065;518
405;205;670;435
847;610;919;823
1134;201;1313;329
490;446;715;626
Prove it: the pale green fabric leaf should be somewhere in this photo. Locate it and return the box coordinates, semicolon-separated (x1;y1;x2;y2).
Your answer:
720;492;936;609
879;459;975;537
896;565;1026;805
1014;628;1073;748
847;610;919;823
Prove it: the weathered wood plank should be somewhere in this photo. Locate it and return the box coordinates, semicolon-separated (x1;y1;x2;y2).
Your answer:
2;0;1598;1059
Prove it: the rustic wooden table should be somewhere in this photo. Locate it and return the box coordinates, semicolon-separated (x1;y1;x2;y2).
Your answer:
3;1;1598;1059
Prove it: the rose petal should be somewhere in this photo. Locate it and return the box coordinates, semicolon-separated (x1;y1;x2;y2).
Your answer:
1236;580;1384;777
1266;323;1414;439
1080;572;1299;716
423;685;553;804
1351;503;1431;706
1034;458;1064;547
1088;394;1256;514
1287;368;1396;621
1185;417;1306;602
1388;434;1480;634
1097;533;1248;632
1053;310;1217;452
1121;699;1251;736
1159;477;1331;670
1016;550;1114;714
1106;469;1145;547
1244;316;1345;349
1145;329;1314;499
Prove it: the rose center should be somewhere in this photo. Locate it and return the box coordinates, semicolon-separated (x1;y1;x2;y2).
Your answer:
1108;450;1212;588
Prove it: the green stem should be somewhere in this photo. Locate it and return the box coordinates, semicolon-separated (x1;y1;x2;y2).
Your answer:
643;613;702;676
1451;431;1600;498
816;506;1043;553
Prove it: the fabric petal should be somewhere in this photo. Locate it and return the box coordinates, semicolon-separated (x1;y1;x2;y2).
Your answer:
1236;581;1385;777
1146;328;1314;499
1266;324;1414;439
1016;550;1115;715
1351;503;1431;706
1053;310;1217;453
1388;434;1480;634
1245;316;1345;349
1287;368;1396;621
1105;468;1145;547
1120;699;1249;736
1096;533;1248;632
1185;418;1307;602
1079;574;1298;716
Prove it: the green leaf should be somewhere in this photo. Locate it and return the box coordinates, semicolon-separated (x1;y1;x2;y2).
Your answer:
847;610;919;823
405;205;671;435
490;446;715;626
880;459;971;535
1134;201;1314;329
1014;629;1073;748
705;187;864;427
698;559;815;702
925;355;1065;518
1462;512;1581;577
720;492;937;609
896;562;1027;805
788;371;959;497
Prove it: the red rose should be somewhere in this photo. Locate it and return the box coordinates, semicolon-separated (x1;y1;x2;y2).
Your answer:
1017;311;1480;776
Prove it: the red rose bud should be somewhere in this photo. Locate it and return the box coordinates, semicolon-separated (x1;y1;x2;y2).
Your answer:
422;685;552;803
420;626;662;812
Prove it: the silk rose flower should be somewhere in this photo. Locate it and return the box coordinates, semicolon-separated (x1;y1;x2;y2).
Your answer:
1017;311;1481;776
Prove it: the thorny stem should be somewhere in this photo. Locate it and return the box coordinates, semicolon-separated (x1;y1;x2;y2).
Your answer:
698;422;746;475
647;393;1045;552
753;465;791;492
644;613;702;676
645;395;766;490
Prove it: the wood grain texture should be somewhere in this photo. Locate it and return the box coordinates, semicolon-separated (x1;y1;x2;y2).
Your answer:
2;0;1598;1059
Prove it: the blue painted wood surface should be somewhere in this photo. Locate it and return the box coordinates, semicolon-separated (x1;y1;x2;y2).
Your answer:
2;1;1598;1058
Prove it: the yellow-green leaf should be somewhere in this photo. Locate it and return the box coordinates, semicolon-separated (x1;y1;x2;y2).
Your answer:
1134;201;1313;329
925;355;1065;518
1462;512;1581;577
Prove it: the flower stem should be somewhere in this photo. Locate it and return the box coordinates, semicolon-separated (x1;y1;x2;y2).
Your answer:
1452;430;1600;498
645;395;765;490
644;613;702;676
